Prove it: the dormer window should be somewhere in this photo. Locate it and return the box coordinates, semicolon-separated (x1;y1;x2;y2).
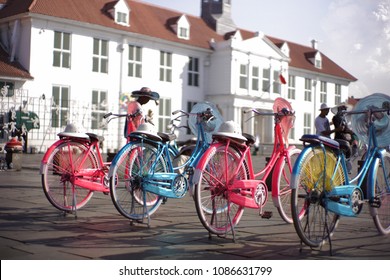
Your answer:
314;52;322;69
168;15;190;40
116;11;128;25
280;42;290;57
179;27;188;39
105;0;130;26
306;51;322;69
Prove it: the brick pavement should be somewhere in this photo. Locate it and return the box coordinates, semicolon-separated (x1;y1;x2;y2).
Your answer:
0;152;389;260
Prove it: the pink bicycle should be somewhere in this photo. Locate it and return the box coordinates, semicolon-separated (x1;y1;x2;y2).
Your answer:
40;101;151;216
193;98;304;240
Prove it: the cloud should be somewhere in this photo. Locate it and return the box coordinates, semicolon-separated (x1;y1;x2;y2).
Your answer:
322;0;390;97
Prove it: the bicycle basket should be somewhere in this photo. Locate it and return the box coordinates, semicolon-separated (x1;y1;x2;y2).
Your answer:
351;93;390;148
273;97;295;143
188;102;223;143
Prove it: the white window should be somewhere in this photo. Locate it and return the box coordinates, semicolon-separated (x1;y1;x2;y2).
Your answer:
116;12;128;24
158;98;172;132
335;84;341;104
128;45;142;78
53;31;71;68
304;113;311;134
320;81;327;103
288;75;295;99
252;66;259;91
91;90;107;129
160;51;172;82
93;38;108;73
273;70;281;94
179;27;189;39
315;53;322;69
188;57;199;87
239;64;248;89
262;68;270;92
51;85;69;128
304;78;312;101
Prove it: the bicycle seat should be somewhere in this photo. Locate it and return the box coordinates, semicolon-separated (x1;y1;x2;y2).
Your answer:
57;132;90;139
242;133;256;146
157;132;176;142
86;133;104;143
300;134;340;150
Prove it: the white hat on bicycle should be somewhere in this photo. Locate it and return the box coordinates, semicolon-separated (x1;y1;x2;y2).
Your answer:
132;122;162;141
213;120;247;142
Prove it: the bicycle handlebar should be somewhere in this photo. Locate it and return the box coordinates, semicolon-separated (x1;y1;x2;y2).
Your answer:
244;108;295;117
345;107;390;116
103;109;143;124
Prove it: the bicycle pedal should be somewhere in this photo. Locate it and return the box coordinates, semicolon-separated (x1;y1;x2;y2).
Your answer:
369;197;381;208
260;211;272;219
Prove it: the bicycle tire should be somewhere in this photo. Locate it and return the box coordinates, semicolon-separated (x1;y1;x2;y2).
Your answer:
194;143;246;236
369;150;390;235
272;147;302;223
291;145;344;247
41;140;96;212
110;142;164;221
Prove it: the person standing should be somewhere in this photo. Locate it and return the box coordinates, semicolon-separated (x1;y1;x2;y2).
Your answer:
315;103;339;138
332;103;359;157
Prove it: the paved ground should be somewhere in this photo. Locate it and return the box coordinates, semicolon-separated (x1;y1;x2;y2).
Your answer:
0;152;389;260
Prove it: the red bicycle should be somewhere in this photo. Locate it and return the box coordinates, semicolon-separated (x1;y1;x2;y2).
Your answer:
194;98;304;239
40;101;150;216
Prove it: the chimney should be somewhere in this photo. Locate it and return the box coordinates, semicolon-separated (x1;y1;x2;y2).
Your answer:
311;39;318;50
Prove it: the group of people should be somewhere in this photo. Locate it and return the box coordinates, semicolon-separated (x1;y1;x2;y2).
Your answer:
315;102;359;158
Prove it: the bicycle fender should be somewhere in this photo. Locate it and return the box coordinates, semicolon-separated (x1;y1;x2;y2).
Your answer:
192;144;220;185
290;146;313;189
39;139;71;174
271;147;301;197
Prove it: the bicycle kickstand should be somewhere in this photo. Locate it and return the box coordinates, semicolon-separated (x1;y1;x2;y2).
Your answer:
324;210;333;256
227;209;236;242
69;185;78;219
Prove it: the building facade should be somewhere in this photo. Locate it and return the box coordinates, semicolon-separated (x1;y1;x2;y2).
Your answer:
0;0;356;153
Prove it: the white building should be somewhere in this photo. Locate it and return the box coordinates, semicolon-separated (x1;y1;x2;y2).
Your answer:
0;0;356;153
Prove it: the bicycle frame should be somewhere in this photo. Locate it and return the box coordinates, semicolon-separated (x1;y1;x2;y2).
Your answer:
195;111;298;214
222;113;296;209
109;110;213;199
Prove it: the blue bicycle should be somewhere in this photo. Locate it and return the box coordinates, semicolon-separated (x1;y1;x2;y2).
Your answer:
108;102;223;225
290;93;390;251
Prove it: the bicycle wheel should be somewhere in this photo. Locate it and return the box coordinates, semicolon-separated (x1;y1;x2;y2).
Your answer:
291;146;345;247
41;141;97;212
272;147;302;223
370;150;390;235
110;142;164;221
194;144;246;236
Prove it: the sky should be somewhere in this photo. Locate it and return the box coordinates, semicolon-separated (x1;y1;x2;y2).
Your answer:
141;0;390;98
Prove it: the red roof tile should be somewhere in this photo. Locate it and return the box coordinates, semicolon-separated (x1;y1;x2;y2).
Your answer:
268;35;357;81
